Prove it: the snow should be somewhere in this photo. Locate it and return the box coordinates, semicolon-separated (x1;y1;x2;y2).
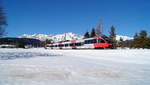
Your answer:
0;48;150;85
51;32;83;42
116;35;133;41
20;34;53;41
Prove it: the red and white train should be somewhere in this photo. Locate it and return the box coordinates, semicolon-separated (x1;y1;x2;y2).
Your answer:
46;35;113;49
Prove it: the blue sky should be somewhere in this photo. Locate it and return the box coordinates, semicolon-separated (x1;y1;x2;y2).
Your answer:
3;0;150;37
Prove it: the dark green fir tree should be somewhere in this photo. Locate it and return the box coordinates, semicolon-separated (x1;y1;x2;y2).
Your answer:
90;28;96;37
84;31;90;39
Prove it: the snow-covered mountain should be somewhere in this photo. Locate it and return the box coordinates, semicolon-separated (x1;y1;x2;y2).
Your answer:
51;33;83;42
116;35;133;41
20;34;53;41
20;33;133;42
20;32;83;42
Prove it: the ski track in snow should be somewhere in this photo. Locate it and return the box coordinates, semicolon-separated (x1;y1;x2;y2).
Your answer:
0;48;150;85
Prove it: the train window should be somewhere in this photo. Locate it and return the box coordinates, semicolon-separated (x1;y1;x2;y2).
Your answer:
84;40;88;44
75;43;82;46
78;43;82;46
65;44;68;47
92;39;97;43
70;44;73;46
102;40;105;43
85;40;90;44
89;40;92;44
88;40;90;44
89;40;91;44
85;39;97;44
62;44;64;47
98;39;105;43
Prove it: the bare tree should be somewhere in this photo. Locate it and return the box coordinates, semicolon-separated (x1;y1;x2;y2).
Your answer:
0;2;7;37
95;19;103;36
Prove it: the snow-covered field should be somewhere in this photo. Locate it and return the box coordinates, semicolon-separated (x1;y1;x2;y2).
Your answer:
0;48;150;85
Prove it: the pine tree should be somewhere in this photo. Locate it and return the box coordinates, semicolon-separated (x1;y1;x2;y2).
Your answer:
90;28;96;37
84;31;90;39
143;37;150;49
109;26;116;39
132;30;150;49
139;30;147;38
0;7;7;37
134;32;138;39
109;26;116;48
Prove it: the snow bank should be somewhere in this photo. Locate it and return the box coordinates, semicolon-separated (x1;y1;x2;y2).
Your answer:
0;48;62;60
0;48;150;85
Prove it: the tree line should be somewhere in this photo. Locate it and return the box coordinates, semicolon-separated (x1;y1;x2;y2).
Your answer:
132;30;150;48
83;25;150;49
118;30;150;49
